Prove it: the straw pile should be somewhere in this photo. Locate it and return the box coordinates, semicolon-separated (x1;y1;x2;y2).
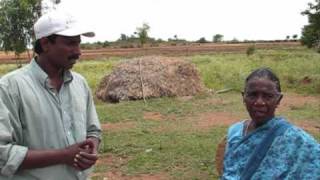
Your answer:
95;56;204;103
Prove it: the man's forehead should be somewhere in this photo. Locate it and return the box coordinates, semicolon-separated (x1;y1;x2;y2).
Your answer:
56;35;81;41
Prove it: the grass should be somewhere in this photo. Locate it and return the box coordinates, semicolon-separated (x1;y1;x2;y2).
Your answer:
102;127;226;179
190;48;320;94
0;46;319;179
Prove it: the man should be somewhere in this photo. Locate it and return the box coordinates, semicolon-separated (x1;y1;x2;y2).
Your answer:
0;10;101;179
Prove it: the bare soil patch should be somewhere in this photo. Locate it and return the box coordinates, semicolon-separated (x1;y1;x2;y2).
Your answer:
292;120;320;134
92;153;168;180
194;112;240;129
143;112;165;121
101;122;136;132
278;93;319;111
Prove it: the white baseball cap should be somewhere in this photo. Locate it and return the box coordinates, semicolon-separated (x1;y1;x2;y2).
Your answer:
34;10;95;40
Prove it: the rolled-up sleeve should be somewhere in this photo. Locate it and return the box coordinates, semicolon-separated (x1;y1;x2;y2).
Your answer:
0;100;28;176
0;81;28;176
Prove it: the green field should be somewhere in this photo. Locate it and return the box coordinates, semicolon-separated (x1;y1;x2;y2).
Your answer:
0;46;319;179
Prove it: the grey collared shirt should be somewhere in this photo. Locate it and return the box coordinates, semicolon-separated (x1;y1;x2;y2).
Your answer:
0;59;101;179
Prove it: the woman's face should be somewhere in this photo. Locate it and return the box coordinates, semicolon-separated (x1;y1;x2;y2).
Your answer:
243;77;282;125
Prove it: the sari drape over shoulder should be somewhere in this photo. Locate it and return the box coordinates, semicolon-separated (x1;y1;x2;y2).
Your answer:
221;117;320;180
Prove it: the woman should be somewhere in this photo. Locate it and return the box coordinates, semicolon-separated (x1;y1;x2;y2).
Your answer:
221;68;320;180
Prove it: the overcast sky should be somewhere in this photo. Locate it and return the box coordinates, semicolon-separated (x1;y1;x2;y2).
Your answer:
54;0;311;42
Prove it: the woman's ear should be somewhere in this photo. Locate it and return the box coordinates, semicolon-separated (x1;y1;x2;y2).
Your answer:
241;91;245;103
276;93;283;106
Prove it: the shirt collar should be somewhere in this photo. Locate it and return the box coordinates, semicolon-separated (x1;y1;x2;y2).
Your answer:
30;58;73;88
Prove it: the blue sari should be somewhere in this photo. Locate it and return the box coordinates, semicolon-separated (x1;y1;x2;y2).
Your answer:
221;117;320;180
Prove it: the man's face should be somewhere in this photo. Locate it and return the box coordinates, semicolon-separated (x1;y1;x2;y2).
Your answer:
46;35;81;70
242;77;282;125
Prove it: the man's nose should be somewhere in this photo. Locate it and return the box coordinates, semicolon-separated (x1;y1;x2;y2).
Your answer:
73;44;81;56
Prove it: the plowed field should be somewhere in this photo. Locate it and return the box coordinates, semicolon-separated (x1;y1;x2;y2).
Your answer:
0;42;300;63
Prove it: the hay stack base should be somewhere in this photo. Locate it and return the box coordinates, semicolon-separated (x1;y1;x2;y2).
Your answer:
96;56;204;103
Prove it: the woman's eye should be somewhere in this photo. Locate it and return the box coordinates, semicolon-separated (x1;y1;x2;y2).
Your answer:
246;93;257;99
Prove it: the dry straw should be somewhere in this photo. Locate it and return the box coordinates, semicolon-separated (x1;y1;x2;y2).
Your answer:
96;56;205;103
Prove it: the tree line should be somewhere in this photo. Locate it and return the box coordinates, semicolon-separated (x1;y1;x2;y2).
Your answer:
0;0;320;56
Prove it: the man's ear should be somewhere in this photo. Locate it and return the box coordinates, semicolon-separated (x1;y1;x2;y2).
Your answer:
39;38;50;53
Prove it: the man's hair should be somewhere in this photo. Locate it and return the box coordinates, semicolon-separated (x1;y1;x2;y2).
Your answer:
245;67;281;92
34;34;58;54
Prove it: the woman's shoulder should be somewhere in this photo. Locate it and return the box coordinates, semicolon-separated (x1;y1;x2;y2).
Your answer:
226;120;246;142
228;120;246;134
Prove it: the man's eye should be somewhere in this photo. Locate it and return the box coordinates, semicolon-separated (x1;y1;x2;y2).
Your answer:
266;94;274;98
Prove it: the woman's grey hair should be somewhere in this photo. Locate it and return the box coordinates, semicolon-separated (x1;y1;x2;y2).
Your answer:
245;67;281;92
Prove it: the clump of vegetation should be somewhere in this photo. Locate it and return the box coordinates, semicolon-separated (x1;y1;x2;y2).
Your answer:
246;45;256;56
213;34;224;43
136;23;150;47
196;37;209;43
301;0;320;52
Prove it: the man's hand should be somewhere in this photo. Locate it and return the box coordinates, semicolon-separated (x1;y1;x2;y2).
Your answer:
63;140;92;167
73;151;98;170
73;137;100;171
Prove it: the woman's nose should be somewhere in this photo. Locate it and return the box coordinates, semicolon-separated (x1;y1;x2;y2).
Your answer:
254;95;266;105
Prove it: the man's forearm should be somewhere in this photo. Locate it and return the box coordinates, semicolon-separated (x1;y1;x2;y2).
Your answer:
19;140;91;170
19;149;68;170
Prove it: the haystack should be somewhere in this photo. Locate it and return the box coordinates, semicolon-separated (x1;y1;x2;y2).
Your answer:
95;56;204;103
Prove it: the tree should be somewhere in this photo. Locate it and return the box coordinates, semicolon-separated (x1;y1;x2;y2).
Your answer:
196;37;208;43
286;35;290;41
292;34;298;40
301;0;320;51
174;34;178;41
213;34;224;43
136;23;150;47
119;33;128;41
0;0;40;58
0;0;61;66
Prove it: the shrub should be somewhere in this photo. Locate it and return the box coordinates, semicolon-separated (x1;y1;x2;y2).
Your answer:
246;45;256;56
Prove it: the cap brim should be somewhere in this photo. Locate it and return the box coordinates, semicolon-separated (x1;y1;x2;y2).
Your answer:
55;26;95;37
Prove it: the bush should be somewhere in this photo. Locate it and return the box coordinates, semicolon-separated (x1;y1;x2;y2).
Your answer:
246;45;256;56
196;37;208;43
